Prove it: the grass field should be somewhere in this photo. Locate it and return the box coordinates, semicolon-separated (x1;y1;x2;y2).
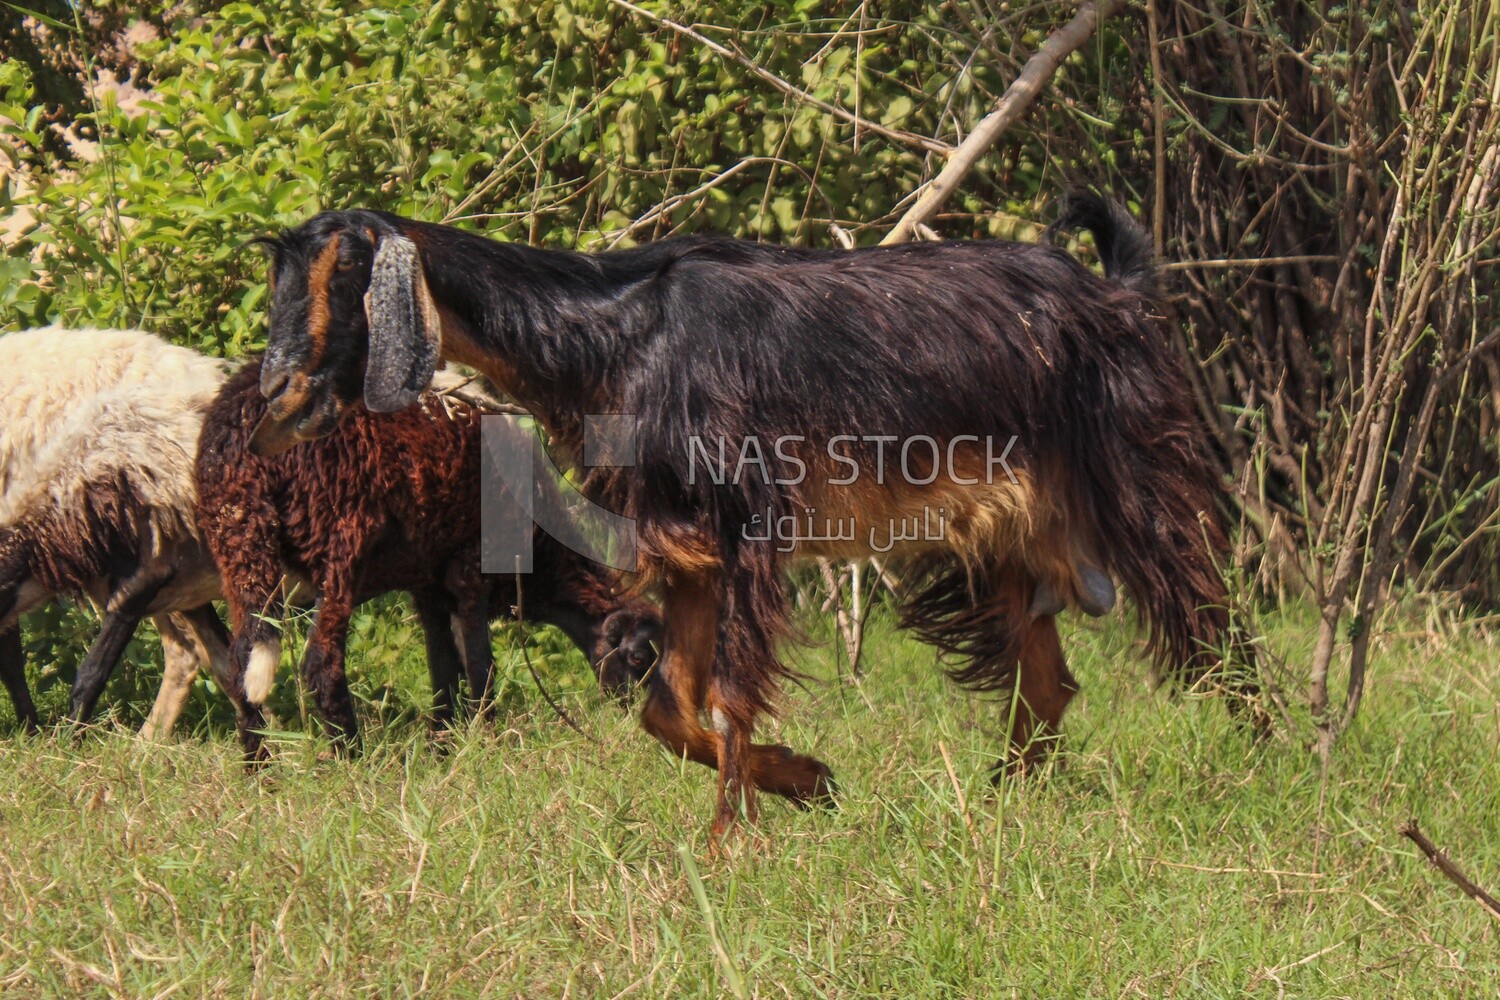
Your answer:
0;599;1496;997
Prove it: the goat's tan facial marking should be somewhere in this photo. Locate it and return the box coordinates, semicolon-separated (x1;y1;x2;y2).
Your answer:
249;370;337;456
304;233;341;368
264;371;312;425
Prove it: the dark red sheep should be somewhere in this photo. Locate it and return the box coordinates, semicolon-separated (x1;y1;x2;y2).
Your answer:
196;358;660;755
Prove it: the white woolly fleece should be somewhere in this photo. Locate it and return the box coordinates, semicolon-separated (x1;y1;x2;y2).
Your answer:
0;326;230;532
244;640;281;705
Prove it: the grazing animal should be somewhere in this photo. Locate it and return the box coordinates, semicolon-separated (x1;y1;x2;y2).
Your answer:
0;326;242;736
196;358;661;756
247;193;1253;839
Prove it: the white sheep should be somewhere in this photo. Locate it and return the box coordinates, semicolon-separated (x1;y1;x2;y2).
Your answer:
0;326;236;736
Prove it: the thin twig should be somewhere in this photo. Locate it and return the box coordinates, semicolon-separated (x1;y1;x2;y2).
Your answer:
514;563;591;742
1161;254;1346;271
604;0;952;158
883;0;1125;244
1146;0;1167;252
1400;819;1500;922
1145;858;1325;878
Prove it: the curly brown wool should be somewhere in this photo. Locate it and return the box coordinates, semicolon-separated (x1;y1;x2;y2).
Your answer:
196;358;661;757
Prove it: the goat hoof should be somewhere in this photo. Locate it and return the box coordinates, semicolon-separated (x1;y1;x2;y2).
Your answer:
996;737;1065;782
780;754;838;810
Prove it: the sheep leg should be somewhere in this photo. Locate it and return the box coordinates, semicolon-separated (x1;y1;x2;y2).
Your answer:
226;627;275;762
140;613;200;740
0;627;38;734
68;610;144;725
442;555;495;719
180;603;236;697
68;566;173;725
411;587;464;731
0;529;31;630
301;589;359;751
139;606;233;739
222;587;286;762
68;609;148;725
452;607;495;720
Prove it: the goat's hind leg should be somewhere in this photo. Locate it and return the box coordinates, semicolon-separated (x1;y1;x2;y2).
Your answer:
999;613;1079;777
914;567;1078;779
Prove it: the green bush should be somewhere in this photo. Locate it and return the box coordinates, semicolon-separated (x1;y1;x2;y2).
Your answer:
1;0;1104;348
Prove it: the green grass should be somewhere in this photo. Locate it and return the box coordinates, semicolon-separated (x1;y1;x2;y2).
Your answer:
0;601;1496;997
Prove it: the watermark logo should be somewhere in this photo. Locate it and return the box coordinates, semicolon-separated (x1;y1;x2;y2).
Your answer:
480;414;639;573
687;434;1017;487
480;416;1021;570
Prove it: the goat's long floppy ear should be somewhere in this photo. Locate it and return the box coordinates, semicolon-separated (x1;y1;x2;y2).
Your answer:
363;232;442;413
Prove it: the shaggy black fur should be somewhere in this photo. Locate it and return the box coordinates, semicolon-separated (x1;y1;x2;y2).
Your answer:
248;191;1253;835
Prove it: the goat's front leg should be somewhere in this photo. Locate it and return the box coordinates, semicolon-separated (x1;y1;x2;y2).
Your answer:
639;572;832;844
0;627;37;734
69;564;174;725
639;572;723;795
301;580;359;751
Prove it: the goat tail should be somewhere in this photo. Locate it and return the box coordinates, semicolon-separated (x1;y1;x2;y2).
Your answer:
1043;190;1261;701
1044;189;1159;296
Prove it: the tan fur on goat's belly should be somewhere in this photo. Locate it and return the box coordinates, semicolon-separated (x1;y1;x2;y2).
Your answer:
788;468;1042;564
638;444;1101;610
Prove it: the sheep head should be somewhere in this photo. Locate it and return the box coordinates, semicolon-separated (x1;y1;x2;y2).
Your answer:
597;604;663;699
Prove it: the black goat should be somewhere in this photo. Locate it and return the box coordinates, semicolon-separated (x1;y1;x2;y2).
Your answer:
245;193;1253;839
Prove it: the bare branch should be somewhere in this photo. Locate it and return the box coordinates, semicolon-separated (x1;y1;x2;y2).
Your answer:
882;0;1126;245
1401;820;1500;923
